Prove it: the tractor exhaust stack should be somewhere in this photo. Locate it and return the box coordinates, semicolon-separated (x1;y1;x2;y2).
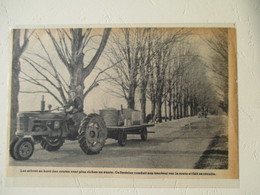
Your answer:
41;95;45;112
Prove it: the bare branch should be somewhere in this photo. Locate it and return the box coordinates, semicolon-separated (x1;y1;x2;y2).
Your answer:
20;70;63;105
35;35;69;101
20;91;49;94
83;83;99;98
83;28;111;79
84;59;123;98
22;58;59;89
46;29;72;72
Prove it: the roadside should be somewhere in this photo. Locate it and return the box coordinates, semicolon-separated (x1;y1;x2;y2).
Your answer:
194;115;228;169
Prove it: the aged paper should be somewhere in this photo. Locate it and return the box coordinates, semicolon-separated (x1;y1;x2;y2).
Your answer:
6;26;238;187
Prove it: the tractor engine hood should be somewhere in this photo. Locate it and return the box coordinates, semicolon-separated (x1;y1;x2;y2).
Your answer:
18;111;65;120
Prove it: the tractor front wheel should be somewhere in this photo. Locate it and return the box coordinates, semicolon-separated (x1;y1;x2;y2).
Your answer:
10;137;19;159
78;113;107;155
11;138;34;160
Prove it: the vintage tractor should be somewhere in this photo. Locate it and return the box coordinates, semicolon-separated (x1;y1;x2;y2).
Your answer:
10;96;154;161
10;96;107;161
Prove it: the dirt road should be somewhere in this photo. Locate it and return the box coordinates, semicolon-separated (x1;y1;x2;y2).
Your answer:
9;115;227;169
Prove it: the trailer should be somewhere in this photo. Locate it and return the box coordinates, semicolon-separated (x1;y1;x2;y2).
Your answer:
107;123;155;146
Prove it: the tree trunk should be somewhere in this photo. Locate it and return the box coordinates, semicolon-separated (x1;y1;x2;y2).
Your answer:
172;85;176;120
176;102;180;119
151;100;156;120
156;100;163;122
184;97;188;117
127;91;136;109
10;29;29;141
180;102;183;118
190;97;194;116
164;98;167;122
172;102;176;120
183;103;185;118
168;100;172;121
69;29;85;107
140;91;146;123
194;98;198;115
70;67;84;98
70;76;84;105
10;56;20;140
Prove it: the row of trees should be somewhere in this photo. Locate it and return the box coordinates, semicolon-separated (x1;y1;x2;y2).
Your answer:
104;28;225;122
204;29;228;113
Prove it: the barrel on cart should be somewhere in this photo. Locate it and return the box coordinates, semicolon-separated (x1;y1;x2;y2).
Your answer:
99;108;154;146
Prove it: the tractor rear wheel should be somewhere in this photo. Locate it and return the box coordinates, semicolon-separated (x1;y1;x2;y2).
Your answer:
78;113;107;155
12;138;34;160
40;137;65;151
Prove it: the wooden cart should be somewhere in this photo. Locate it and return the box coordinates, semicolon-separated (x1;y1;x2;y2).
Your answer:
107;123;155;146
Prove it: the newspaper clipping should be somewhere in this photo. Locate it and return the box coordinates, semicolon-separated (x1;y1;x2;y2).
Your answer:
7;27;238;187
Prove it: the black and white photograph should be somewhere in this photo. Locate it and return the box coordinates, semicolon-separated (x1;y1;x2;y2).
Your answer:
7;27;238;179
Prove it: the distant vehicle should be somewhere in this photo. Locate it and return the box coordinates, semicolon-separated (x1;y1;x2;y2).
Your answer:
198;108;208;118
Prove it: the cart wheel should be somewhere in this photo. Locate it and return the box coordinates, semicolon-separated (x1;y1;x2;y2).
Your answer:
12;138;34;161
140;127;148;141
78;113;107;154
10;137;19;159
118;130;127;146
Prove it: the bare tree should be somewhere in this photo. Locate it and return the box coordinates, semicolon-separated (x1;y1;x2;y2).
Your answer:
138;29;153;122
11;29;33;139
47;28;111;103
105;28;143;109
204;29;228;113
165;43;192;120
154;35;172;122
165;57;183;120
21;28;111;110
